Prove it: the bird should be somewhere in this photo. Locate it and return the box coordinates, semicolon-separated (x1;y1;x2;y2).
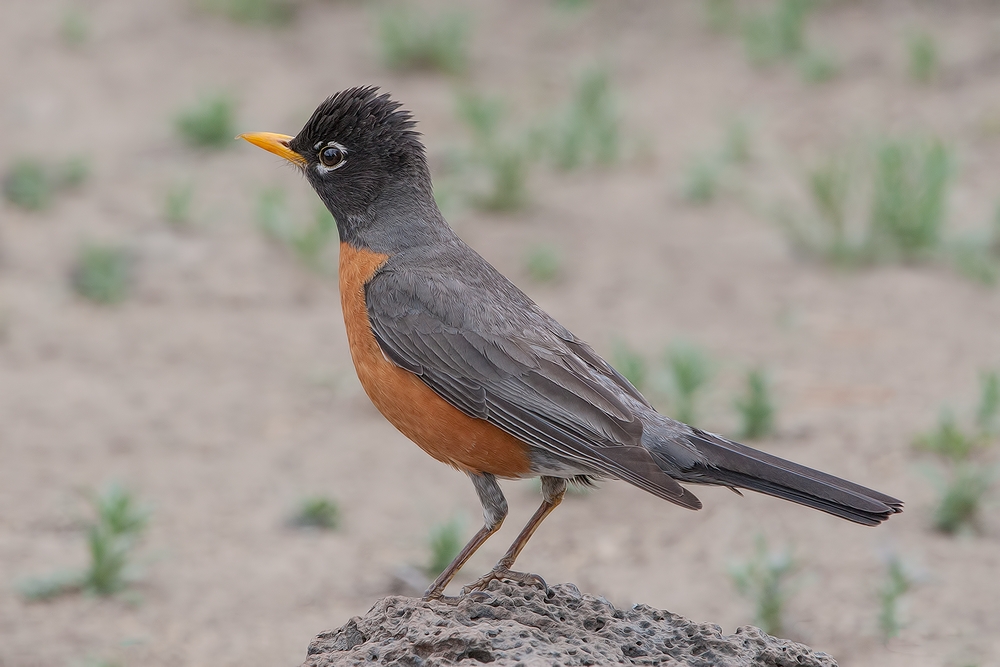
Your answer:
239;86;903;601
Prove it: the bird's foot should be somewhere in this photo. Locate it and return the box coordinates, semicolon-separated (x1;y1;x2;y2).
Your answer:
460;565;549;597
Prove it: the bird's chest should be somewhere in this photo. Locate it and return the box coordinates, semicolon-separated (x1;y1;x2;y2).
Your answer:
337;242;531;477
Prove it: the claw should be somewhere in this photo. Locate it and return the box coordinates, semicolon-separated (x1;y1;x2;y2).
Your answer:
461;565;549;597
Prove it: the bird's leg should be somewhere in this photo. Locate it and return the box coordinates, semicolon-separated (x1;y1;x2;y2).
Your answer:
422;472;507;601
461;476;567;596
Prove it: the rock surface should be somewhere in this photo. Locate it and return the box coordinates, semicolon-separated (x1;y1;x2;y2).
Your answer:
301;581;837;666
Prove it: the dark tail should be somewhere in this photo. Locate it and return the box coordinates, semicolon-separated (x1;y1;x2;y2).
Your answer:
678;429;903;526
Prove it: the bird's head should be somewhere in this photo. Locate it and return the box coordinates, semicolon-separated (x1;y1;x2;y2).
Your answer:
240;86;430;224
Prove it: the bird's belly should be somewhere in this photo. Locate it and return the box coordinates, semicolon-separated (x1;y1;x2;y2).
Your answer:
338;242;533;478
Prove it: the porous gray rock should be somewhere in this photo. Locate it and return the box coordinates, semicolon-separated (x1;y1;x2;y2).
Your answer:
302;581;837;666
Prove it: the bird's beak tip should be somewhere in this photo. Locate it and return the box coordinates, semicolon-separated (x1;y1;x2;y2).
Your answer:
238;131;306;167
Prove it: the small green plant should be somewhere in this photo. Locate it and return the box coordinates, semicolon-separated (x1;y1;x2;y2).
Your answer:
611;340;648;391
176;94;237;149
868;138;950;261
914;410;980;462
165;182;194;227
20;485;149;599
949;239;998;286
455;93;533;211
524;245;561;284
666;344;711;426
60;157;89;188
256;189;337;270
289;208;337;270
723;119;752;165
742;0;812;67
780;137;952;267
73;244;131;304
681;119;753;205
553;0;591;11
548;67;620;171
932;464;993;534
3;156;87;211
681;156;723;204
777;150;866;264
976;371;1000;435
907;31;938;84
729;535;798;637
425;518;463;577
797;49;839;83
735;368;775;440
292;496;340;529
704;0;738;33
379;8;468;74
806;154;854;257
4;159;51;210
203;0;296;26
60;7;90;46
878;554;916;642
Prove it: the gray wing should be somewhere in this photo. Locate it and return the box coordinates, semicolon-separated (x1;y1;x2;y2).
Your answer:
364;257;701;509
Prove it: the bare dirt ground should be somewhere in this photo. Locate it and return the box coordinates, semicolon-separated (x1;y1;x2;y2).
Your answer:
2;1;999;666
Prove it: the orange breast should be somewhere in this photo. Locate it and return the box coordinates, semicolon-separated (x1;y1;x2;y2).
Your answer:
338;242;532;478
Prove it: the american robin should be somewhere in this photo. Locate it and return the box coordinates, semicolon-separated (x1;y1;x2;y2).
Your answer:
240;87;902;601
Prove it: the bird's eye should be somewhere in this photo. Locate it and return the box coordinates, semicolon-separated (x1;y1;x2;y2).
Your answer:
318;145;346;169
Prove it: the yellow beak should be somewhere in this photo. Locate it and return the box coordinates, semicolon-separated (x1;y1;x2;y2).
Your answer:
237;132;307;168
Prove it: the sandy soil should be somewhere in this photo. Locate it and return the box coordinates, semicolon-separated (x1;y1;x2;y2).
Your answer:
2;1;999;666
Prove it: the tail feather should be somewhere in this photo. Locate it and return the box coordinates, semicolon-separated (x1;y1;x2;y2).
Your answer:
676;429;903;526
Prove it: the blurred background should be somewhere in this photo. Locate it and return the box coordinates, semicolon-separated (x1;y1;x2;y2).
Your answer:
2;1;1000;665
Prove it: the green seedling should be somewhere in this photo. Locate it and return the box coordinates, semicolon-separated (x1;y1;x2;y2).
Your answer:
256;186;291;241
72;244;131;304
781;137;952;267
729;535;798;637
165;182;194;227
60;7;90;47
991;204;1000;257
914;410;980;463
548;67;620;171
524;245;561;284
379;8;468;74
553;0;590;11
92;484;149;538
20;485;149;600
878;555;916;642
455;93;533;211
704;0;738;33
425;518;463;578
735;368;775;440
932;464;992;534
256;189;337;270
776;151;864;264
742;0;812;67
4;159;51;210
292;496;340;529
666;343;711;426
203;0;296;26
611;340;648;392
950;240;998;286
976;371;1000;435
682;156;722;204
723;118;752;165
176;94;237;149
3;156;85;211
868;138;950;261
59;157;89;188
907;32;938;84
681;119;754;204
798;49;839;83
289;207;337;270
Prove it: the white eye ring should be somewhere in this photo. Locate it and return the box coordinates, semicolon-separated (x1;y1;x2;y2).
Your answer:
316;141;347;173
